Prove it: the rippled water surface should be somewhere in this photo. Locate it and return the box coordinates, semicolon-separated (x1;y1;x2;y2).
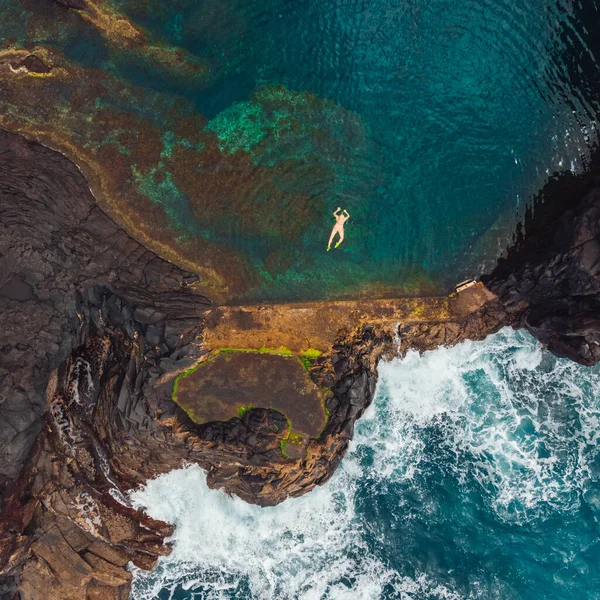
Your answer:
129;0;600;298
131;329;600;599
12;0;600;300
119;0;600;299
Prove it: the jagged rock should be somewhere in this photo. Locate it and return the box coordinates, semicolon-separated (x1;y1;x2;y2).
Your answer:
484;168;600;365
0;129;208;599
2;124;600;600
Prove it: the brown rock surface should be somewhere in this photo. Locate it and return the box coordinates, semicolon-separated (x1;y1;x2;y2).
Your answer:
2;124;600;599
173;352;328;440
203;295;457;353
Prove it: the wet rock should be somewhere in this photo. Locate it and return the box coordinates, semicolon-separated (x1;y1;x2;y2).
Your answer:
483;167;600;366
9;55;51;74
0;276;34;301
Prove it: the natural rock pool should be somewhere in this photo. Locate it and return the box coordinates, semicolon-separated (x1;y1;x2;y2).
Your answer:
2;0;599;301
3;1;600;599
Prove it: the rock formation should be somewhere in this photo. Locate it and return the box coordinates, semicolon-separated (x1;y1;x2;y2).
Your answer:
0;128;209;599
1;126;600;598
483;165;600;366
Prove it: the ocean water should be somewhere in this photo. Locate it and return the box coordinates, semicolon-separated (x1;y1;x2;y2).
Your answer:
5;0;600;300
120;0;600;300
130;328;600;600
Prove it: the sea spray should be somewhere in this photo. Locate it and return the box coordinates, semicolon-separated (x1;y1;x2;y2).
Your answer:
370;329;598;520
131;328;600;600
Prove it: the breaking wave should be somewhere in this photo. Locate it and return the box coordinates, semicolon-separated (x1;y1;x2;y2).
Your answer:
131;328;600;600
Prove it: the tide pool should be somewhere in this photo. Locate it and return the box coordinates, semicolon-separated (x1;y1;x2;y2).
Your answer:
115;0;600;300
4;0;599;300
130;328;600;599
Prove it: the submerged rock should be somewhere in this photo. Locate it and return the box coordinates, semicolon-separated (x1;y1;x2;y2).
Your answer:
8;55;51;74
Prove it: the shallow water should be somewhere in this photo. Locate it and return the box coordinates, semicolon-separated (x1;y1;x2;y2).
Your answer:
133;0;600;300
113;0;600;299
130;328;600;599
5;0;600;300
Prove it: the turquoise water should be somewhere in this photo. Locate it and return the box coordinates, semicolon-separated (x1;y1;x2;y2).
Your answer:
126;0;600;298
131;329;600;599
7;0;600;300
113;0;600;299
135;0;600;299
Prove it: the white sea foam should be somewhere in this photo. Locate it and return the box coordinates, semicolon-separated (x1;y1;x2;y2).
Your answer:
363;328;600;520
130;327;600;599
130;461;463;600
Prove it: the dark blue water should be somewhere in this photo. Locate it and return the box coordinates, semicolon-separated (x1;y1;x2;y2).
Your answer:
131;329;600;599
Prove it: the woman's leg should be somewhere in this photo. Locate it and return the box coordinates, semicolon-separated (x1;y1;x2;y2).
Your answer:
327;227;337;250
335;230;344;248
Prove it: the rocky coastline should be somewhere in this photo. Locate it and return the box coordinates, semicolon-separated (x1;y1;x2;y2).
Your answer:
1;127;600;599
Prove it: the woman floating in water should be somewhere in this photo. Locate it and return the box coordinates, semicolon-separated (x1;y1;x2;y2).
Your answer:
327;207;350;251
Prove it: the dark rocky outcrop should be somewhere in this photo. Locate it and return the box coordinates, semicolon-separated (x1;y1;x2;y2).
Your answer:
7;55;51;75
0;129;211;599
0;128;208;505
3;124;600;598
483;164;600;366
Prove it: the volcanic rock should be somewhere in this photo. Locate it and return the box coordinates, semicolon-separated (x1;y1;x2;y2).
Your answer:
2;126;600;598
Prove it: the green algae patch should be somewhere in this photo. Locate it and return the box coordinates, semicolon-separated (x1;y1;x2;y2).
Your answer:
408;302;425;319
205;101;265;154
215;346;319;373
218;346;294;356
287;432;304;445
280;422;305;460
261;345;294;356
171;352;328;443
171;361;204;402
280;439;289;458
237;404;255;418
